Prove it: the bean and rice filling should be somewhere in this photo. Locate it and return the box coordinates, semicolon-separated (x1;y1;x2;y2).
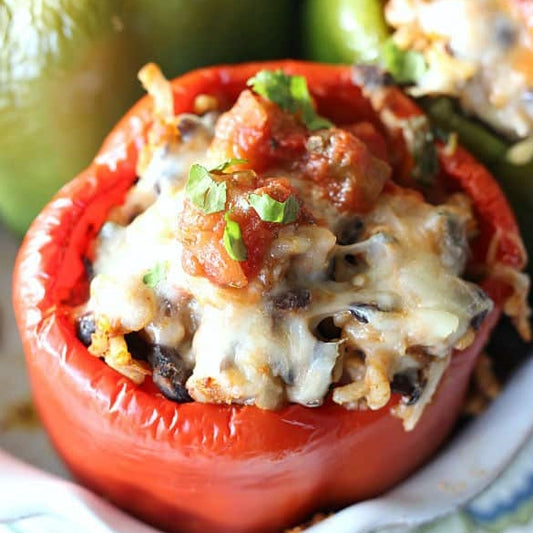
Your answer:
75;65;528;430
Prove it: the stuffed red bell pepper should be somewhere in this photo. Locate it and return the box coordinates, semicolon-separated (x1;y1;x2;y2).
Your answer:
13;60;530;533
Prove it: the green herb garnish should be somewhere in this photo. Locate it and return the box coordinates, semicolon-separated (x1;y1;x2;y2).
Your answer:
142;261;168;288
248;193;298;224
186;163;227;214
381;38;427;85
247;69;333;131
210;158;248;173
223;212;248;262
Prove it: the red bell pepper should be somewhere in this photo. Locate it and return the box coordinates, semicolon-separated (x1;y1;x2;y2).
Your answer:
12;61;528;533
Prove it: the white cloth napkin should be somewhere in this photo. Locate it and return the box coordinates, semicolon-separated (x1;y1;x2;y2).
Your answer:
0;450;160;533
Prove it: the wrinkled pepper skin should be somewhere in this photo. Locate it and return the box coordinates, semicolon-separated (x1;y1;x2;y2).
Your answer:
13;61;526;533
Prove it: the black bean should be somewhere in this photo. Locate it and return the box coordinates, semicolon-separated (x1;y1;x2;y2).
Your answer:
147;345;193;403
177;116;199;139
127;211;141;225
470;309;489;331
124;332;151;361
350;309;369;324
348;302;379;324
495;16;517;49
82;256;94;281
337;218;364;245
391;369;424;406
325;257;336;280
475;286;489;301
344;255;359;266
352;64;394;89
271;361;295;386
76;314;96;346
444;213;464;249
162;298;174;318
284;368;295;386
315;316;342;342
272;288;311;311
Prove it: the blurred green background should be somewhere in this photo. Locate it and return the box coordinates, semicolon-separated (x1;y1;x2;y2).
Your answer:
0;0;299;234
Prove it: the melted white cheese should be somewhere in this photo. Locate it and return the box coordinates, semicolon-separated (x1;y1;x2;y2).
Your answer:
386;0;533;138
85;106;493;430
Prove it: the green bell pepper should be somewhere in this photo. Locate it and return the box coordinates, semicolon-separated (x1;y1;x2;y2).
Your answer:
302;0;389;64
0;0;295;234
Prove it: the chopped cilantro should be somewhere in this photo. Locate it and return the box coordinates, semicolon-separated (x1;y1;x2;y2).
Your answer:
247;69;333;131
210;158;248;173
248;193;298;224
223;212;248;262
186;163;227;214
381;38;427;85
142;261;168;288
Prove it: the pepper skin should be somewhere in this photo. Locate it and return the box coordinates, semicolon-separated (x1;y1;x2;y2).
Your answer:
13;61;527;533
302;0;390;65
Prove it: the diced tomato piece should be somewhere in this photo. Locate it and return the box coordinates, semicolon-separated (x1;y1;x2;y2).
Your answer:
178;175;312;286
210;90;307;170
178;207;247;288
302;127;391;212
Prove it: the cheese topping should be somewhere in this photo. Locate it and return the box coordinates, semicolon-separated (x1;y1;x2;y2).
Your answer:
79;66;495;430
386;0;533;138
